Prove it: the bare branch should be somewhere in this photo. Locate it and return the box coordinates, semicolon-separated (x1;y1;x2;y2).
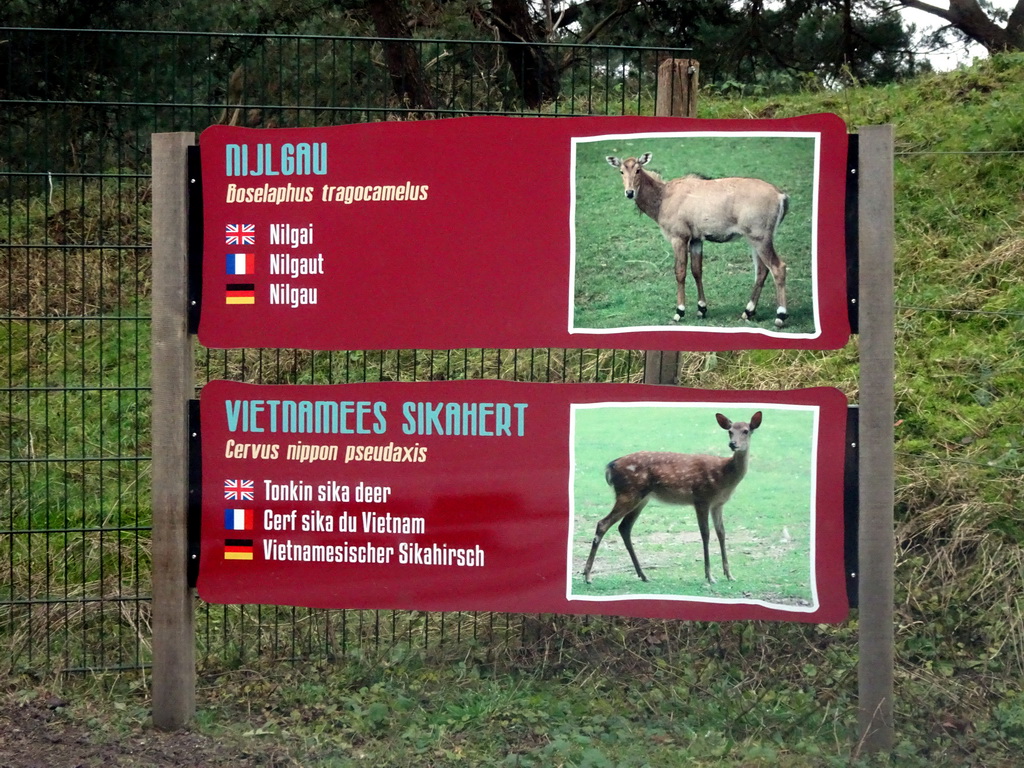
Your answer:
895;1;956;24
575;1;636;46
895;0;1023;51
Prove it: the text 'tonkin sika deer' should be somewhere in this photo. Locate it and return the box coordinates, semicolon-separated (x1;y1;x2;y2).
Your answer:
583;412;762;585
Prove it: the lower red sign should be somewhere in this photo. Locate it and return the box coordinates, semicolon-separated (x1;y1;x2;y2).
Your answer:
198;380;849;622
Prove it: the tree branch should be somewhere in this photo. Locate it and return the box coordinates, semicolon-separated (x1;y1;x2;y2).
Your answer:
895;1;955;24
895;0;1021;51
575;1;637;46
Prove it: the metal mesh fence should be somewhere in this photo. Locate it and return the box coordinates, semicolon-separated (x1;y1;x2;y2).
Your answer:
2;27;689;673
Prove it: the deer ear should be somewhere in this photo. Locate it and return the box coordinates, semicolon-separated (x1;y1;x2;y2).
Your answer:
715;413;731;430
637;152;651;165
606;156;621;167
750;411;763;430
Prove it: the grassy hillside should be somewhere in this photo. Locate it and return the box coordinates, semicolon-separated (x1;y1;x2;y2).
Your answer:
3;52;1024;765
704;50;1024;665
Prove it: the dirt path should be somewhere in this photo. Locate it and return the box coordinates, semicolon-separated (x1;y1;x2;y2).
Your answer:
0;695;249;767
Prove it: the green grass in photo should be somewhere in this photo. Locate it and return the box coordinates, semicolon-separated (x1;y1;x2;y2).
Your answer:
572;135;816;333
570;404;816;606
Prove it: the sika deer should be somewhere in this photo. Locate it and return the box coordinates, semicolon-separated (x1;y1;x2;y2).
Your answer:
606;153;789;327
582;412;762;585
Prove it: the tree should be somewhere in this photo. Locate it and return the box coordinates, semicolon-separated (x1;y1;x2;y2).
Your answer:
364;0;436;109
488;0;562;106
0;0;934;112
562;0;922;86
895;1;1024;52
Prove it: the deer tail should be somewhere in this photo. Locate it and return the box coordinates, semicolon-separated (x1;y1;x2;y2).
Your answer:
605;460;618;486
776;192;789;230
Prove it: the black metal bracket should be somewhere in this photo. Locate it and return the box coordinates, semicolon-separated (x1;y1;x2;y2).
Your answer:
846;133;860;335
187;399;202;588
844;404;860;607
186;145;203;335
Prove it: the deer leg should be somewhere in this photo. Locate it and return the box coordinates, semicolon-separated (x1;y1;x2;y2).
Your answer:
741;244;771;321
767;247;788;328
618;505;649;582
695;502;715;584
583;497;647;584
671;237;688;322
711;503;733;581
742;239;787;327
690;239;707;318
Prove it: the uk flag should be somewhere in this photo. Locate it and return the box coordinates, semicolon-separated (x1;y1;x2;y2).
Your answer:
223;479;255;501
225;224;256;245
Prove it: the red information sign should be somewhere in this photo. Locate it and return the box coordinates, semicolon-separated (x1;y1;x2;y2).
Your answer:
197;380;849;622
197;114;849;351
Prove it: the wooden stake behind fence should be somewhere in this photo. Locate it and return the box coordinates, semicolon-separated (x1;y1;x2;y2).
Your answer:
656;58;699;123
644;58;699;385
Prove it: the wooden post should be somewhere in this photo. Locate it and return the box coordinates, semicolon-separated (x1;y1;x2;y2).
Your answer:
656;58;699;123
644;58;699;385
151;132;196;730
856;125;895;753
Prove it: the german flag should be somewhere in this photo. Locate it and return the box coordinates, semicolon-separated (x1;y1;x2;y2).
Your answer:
224;539;254;561
225;283;255;305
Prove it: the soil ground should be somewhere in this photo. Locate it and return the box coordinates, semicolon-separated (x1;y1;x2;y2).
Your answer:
0;692;270;767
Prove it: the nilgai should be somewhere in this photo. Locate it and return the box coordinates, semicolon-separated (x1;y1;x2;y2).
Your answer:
607;153;789;327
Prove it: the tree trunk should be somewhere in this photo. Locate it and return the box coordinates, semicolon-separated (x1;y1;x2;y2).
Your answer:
946;0;1015;51
366;0;435;110
490;0;560;107
842;0;856;70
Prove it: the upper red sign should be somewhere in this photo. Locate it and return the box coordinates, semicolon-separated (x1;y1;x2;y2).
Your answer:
197;114;849;351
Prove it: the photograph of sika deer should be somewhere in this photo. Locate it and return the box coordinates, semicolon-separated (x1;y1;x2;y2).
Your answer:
583;411;762;586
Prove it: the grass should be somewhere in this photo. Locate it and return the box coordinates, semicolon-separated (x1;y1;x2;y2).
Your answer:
7;626;1024;767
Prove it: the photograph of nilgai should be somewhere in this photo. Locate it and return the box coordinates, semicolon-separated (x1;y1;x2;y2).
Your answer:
571;133;818;335
568;403;817;608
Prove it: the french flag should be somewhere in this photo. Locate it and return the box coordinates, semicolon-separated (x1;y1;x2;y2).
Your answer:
224;508;254;531
226;253;255;275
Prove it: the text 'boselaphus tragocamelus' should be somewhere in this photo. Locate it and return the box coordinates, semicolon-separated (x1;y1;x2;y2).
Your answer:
606;153;790;327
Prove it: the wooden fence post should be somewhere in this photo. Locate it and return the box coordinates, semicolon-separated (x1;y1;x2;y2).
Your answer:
856;124;896;753
644;58;699;385
151;132;197;730
656;58;699;122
